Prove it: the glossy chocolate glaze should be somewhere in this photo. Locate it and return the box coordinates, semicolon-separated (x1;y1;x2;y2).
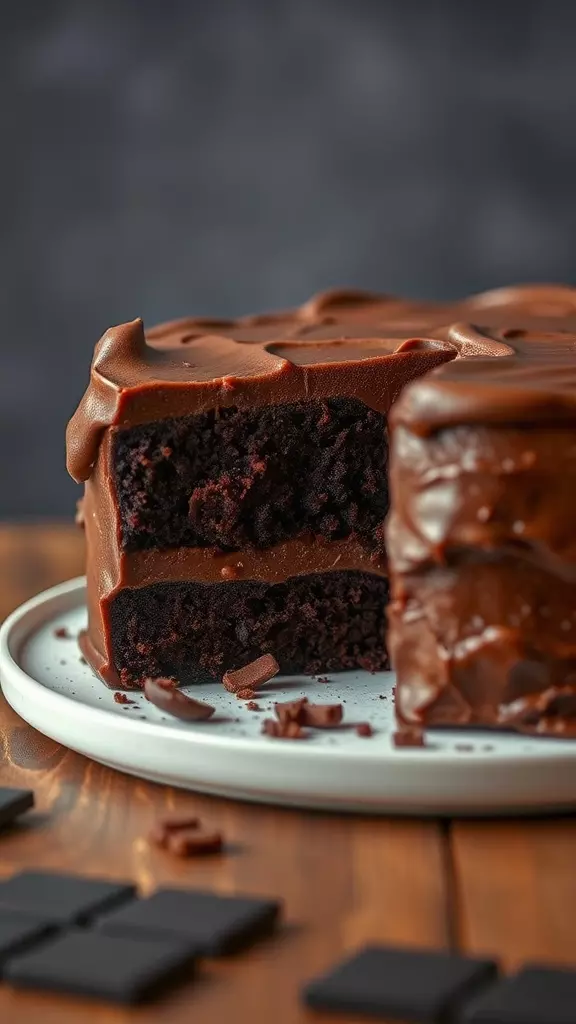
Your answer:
387;284;576;737
67;284;576;718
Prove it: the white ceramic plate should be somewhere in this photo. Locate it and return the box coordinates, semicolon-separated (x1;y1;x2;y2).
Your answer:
1;577;575;815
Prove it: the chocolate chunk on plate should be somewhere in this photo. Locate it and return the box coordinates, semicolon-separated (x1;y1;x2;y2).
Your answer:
0;788;34;830
144;678;215;721
302;945;499;1021
0;871;136;926
4;930;197;1005
0;912;55;966
96;888;281;956
223;654;279;694
462;965;576;1024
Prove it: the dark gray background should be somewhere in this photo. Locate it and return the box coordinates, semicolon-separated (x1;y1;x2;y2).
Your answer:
3;0;576;518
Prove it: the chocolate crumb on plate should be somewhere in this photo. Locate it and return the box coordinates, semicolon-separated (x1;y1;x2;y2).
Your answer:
113;692;135;706
302;703;343;728
246;701;261;712
274;697;343;728
262;719;308;740
222;654;280;694
236;687;256;701
144;679;215;721
356;723;373;738
274;697;308;725
53;627;70;639
393;727;425;749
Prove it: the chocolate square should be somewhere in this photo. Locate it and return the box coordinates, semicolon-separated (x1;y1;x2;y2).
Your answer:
0;871;136;925
0;912;54;967
0;788;34;829
97;888;281;955
463;965;576;1024
4;930;196;1005
303;945;499;1021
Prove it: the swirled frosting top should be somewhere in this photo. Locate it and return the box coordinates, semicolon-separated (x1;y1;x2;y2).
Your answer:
66;284;576;482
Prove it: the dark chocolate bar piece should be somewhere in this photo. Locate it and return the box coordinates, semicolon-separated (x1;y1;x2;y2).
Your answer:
0;788;34;829
0;912;54;967
0;871;136;925
302;945;499;1022
4;930;196;1005
97;887;281;955
462;965;576;1024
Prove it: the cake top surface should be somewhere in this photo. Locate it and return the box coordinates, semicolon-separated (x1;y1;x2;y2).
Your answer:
66;284;576;481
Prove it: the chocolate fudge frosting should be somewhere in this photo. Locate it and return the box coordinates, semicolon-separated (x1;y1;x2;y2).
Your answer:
67;284;576;697
66;287;508;484
386;284;576;737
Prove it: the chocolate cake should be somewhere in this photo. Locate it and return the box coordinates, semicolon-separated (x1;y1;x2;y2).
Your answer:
387;285;576;738
66;284;576;736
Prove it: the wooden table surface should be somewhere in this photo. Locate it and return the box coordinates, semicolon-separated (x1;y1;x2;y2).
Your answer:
0;524;574;1023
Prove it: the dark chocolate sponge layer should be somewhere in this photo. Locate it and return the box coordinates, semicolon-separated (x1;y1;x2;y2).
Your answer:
113;398;388;554
109;571;389;685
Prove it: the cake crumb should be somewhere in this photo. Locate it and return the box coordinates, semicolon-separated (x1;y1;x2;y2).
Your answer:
54;626;70;639
246;700;261;711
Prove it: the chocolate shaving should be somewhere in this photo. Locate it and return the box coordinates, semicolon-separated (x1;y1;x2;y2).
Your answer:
262;718;308;740
148;813;223;857
393;726;425;748
149;813;200;847
356;722;373;737
302;703;343;728
274;697;309;725
167;828;223;857
144;678;215;721
274;697;343;728
222;653;280;694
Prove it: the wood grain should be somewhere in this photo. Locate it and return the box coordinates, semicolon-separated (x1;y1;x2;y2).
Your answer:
0;524;449;1023
452;818;576;970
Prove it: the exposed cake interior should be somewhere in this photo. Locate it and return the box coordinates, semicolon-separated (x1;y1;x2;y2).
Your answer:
109;571;389;685
113;397;388;553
